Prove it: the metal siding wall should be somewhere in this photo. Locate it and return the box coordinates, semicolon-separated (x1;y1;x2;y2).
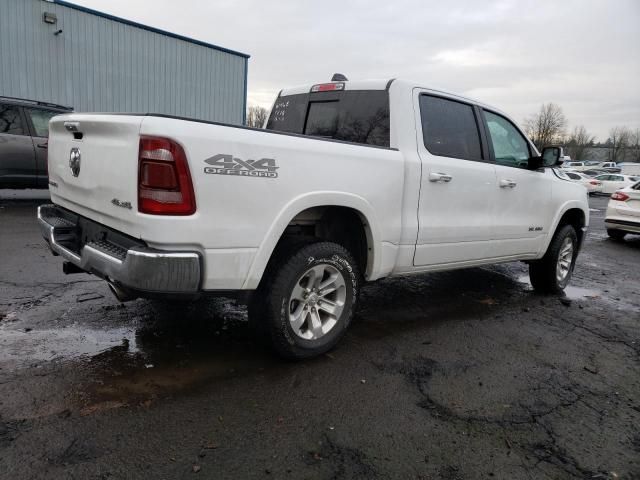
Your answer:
0;0;246;124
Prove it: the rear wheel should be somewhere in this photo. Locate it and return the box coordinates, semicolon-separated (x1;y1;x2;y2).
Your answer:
249;241;360;359
607;229;626;241
529;225;578;293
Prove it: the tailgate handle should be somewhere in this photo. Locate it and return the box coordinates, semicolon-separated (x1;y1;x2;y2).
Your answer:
64;122;83;140
64;121;80;132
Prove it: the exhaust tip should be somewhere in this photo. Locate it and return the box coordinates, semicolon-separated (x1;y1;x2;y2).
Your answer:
107;281;137;303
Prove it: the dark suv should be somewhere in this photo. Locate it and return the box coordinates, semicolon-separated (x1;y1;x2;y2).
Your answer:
0;97;72;189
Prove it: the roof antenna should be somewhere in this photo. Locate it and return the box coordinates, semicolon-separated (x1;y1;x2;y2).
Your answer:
331;73;348;82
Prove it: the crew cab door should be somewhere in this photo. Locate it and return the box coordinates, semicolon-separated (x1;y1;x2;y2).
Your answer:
0;103;36;188
413;91;497;266
480;109;552;256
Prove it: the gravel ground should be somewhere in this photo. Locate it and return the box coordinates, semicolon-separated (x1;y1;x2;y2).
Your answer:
0;191;638;480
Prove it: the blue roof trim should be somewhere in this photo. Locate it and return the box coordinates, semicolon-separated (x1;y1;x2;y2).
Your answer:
52;0;250;59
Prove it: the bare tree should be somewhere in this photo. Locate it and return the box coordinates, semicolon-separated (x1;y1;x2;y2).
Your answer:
246;105;269;128
630;128;640;162
566;125;595;160
609;126;632;162
523;103;567;150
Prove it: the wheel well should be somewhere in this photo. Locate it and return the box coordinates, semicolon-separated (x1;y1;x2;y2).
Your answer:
557;208;586;245
278;206;371;278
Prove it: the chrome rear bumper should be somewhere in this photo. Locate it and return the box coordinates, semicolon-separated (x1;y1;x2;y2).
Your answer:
37;204;201;294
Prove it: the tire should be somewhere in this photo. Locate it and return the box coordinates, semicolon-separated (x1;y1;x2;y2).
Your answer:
249;241;360;360
607;229;626;241
529;224;578;294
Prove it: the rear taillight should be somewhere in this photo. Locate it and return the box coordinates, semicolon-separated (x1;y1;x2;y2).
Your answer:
589;180;600;185
610;191;629;201
138;136;195;215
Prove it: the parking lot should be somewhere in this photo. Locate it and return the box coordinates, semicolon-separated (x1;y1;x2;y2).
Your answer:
0;192;638;479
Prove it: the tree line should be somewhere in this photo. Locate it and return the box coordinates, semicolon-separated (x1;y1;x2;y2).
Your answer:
523;103;640;162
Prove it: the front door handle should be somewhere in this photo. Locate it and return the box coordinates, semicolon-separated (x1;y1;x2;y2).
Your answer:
37;142;48;149
499;179;517;188
429;172;453;183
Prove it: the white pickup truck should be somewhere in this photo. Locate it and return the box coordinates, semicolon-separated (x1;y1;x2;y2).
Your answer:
38;78;589;359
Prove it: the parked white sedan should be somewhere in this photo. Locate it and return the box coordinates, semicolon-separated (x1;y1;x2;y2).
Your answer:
605;182;640;239
594;174;640;194
564;171;602;194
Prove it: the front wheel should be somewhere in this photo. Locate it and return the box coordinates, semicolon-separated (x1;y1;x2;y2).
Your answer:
250;241;360;360
529;225;578;293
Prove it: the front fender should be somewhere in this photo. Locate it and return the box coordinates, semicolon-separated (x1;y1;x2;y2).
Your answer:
539;199;589;256
241;191;381;289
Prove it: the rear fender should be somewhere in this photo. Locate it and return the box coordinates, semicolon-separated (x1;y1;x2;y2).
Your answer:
242;192;380;289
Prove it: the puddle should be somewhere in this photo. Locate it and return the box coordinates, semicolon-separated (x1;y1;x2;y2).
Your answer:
516;275;601;300
562;285;602;300
0;325;138;365
0;296;288;416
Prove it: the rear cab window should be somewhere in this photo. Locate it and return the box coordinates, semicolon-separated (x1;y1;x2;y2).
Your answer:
265;89;390;147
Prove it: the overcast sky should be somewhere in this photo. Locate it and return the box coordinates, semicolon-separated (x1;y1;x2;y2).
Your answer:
72;0;639;141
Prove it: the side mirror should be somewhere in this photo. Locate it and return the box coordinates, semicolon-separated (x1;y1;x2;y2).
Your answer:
541;146;563;167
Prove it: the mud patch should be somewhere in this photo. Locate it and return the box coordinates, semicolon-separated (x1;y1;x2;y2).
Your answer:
48;437;100;466
307;433;378;479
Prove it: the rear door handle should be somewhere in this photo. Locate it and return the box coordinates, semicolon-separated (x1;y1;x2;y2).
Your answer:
499;179;517;188
429;172;453;183
37;142;48;149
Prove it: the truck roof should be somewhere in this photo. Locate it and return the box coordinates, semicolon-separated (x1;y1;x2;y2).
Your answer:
278;78;503;115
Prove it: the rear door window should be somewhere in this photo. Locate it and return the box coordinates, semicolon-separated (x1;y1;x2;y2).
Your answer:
0;104;25;135
266;90;390;147
419;95;483;161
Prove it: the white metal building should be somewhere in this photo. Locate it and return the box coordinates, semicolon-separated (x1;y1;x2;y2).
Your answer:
0;0;249;124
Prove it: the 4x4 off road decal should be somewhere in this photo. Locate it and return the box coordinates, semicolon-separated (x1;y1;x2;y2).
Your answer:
204;154;279;179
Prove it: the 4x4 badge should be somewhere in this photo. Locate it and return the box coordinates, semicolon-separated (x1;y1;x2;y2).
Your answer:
204;154;278;179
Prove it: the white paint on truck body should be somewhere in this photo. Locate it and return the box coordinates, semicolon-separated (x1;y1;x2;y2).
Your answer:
46;79;589;291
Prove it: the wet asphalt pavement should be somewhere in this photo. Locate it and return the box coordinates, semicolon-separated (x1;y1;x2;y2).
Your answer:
0;191;639;480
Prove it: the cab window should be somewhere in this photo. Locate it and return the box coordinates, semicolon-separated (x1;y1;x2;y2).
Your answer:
419;95;483;161
266;90;390;147
483;110;530;169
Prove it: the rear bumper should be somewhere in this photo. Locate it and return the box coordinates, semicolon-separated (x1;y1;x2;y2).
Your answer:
37;204;201;294
605;218;640;234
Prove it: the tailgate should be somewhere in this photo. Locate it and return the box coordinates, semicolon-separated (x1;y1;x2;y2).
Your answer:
48;114;144;237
